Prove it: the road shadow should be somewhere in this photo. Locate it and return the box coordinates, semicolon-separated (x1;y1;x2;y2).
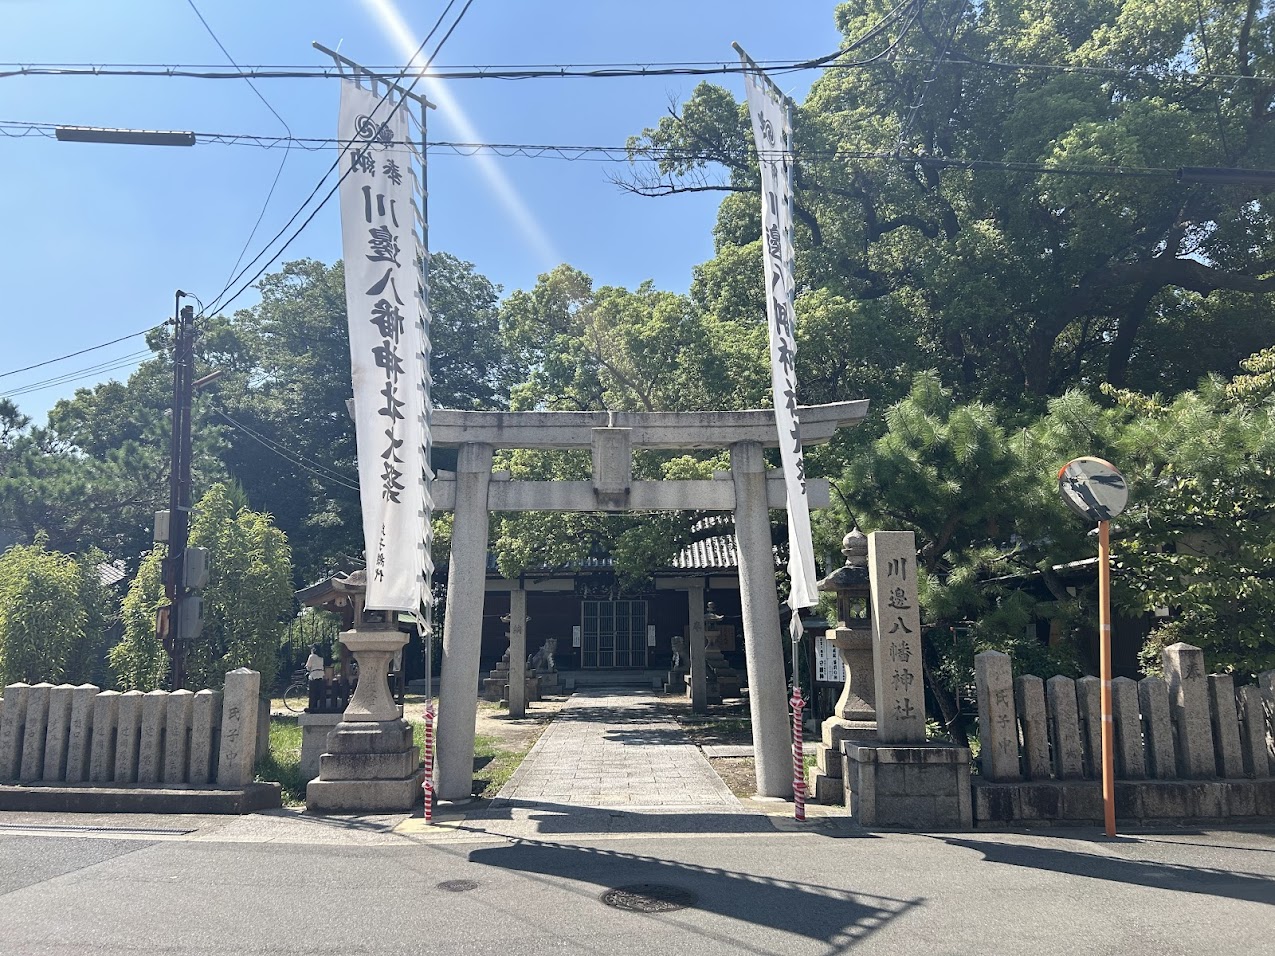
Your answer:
470;835;920;954
601;727;688;745
462;798;867;838
264;808;400;833
942;836;1275;905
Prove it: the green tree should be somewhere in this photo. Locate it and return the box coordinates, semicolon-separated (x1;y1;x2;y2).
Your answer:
204;255;504;582
0;538;113;684
627;0;1275;406
0;390;176;561
109;547;169;691
491;267;740;584
500;265;728;413
1025;370;1275;675
110;483;293;690
836;373;1086;741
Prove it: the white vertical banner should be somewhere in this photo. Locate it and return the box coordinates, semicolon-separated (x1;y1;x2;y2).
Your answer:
339;79;427;613
738;49;819;611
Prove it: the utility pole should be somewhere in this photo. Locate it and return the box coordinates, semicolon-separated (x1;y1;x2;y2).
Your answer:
164;294;196;691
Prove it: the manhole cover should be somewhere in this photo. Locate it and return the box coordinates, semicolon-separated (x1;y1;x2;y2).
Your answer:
437;879;478;892
601;884;698;913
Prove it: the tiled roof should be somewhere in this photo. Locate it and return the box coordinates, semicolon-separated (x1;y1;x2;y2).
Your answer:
672;535;738;570
481;533;744;575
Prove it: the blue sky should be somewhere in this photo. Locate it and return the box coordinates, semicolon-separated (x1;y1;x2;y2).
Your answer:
0;1;844;422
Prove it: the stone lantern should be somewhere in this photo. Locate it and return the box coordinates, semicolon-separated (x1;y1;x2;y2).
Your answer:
810;528;877;804
304;572;423;812
816;529;878;743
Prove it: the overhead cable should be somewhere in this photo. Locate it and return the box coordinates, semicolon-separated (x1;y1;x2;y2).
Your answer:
0;120;1206;178
0;326;162;380
2;55;1270;85
184;0;296;295
200;0;470;319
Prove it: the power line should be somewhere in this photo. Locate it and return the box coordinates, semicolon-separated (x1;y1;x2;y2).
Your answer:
0;3;477;399
200;0;469;319
895;0;967;155
0;326;162;380
184;0;295;294
0;120;1208;177
3;54;1272;85
0;350;154;400
210;407;360;493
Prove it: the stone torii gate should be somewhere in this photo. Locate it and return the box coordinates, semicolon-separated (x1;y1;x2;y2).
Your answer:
429;401;866;802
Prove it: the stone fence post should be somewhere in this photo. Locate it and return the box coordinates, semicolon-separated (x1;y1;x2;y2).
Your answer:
216;668;261;787
1162;643;1215;778
974;651;1020;781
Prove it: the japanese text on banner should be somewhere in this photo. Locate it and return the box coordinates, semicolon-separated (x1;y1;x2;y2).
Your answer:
739;56;818;609
338;80;427;613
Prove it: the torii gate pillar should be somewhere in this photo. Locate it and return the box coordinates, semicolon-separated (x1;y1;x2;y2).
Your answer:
731;440;792;797
435;441;493;801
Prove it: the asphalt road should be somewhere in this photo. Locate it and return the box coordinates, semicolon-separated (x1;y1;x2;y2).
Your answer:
0;809;1271;955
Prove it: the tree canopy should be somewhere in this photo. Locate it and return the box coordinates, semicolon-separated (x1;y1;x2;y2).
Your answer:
626;0;1275;405
110;483;292;691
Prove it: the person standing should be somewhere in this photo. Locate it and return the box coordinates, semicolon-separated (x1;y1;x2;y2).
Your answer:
305;644;327;712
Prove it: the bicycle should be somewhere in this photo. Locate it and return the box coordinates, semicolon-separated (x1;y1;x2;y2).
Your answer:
282;669;311;713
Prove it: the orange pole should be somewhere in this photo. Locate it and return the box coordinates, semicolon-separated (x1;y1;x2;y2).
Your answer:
1098;520;1117;837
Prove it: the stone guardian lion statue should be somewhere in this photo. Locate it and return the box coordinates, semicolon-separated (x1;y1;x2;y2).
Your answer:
528;638;557;673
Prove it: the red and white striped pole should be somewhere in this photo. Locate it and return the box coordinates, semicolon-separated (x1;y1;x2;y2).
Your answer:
422;699;435;823
791;685;806;822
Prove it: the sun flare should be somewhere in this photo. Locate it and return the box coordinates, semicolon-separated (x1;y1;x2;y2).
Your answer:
362;0;563;269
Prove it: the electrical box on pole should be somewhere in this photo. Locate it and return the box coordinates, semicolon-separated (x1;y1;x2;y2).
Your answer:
183;547;210;590
176;594;203;641
154;510;170;544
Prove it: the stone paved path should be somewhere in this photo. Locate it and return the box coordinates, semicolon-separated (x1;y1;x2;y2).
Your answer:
492;690;743;812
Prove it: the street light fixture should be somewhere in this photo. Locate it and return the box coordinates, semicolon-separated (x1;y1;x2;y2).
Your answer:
55;125;195;147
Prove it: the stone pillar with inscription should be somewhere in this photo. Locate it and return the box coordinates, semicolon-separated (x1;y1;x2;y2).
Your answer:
507;589;528;719
840;531;972;829
869;532;925;743
974;651;1021;781
1162;642;1216;778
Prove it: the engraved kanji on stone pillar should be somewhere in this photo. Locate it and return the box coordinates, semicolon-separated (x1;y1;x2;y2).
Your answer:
1045;676;1084;780
1014;675;1051;780
1162;642;1216;779
868;532;925;744
1138;676;1177;780
974;651;1020;781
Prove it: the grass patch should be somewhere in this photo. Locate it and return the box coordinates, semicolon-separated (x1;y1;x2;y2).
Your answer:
255;715;306;806
403;722;531;799
471;732;529;798
676;716;753;746
254;711;540;808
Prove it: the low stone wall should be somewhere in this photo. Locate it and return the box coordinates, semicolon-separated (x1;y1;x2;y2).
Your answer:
0;668;262;789
972;645;1275;826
